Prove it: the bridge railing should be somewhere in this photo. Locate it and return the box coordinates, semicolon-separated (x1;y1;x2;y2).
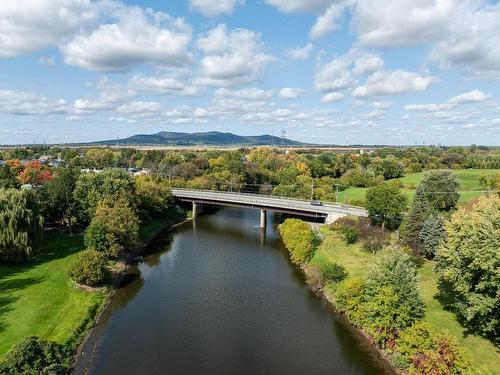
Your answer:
170;187;367;212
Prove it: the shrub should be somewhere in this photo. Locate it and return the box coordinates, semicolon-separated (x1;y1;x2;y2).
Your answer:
412;334;470;375
304;265;323;294
334;278;366;326
362;230;390;253
68;250;108;286
341;226;358;244
278;218;319;264
0;336;67;375
396;322;434;364
320;262;348;283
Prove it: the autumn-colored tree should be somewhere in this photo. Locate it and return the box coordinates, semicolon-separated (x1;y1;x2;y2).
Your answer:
17;161;53;185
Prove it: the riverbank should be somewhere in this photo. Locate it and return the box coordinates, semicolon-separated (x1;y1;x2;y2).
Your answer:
0;212;188;372
309;224;500;375
70;214;191;370
278;220;398;374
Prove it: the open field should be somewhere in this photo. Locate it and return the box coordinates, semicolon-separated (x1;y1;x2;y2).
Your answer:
311;229;500;375
0;232;103;355
338;169;498;206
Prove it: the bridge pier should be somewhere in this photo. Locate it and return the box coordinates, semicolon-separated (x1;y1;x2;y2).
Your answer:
260;209;267;228
192;202;200;219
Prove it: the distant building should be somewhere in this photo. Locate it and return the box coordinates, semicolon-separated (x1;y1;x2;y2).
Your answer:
38;155;52;164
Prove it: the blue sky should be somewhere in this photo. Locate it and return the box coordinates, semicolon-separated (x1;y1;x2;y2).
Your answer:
0;0;499;145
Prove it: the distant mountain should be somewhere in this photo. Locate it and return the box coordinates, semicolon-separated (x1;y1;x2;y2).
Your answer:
91;131;306;146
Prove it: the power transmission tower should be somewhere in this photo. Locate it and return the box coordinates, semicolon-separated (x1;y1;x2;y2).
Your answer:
281;128;287;149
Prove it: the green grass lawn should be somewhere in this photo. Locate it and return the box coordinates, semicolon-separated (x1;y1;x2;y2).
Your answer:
0;232;103;355
338;169;498;206
311;229;500;375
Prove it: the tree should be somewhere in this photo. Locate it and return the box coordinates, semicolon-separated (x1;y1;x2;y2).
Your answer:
0;164;20;189
365;183;408;228
68;250;108;286
0;336;67;375
136;176;173;218
17;161;53;185
45;167;79;231
84;197;140;258
380;156;405;180
364;246;425;331
419;214;445;259
434;195;500;344
73;168;136;223
420;170;460;211
0;189;44;262
400;185;431;251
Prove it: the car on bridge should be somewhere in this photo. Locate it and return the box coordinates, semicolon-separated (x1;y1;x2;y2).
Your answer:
310;200;323;206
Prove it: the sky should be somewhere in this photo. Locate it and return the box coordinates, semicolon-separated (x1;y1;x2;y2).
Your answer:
0;0;499;146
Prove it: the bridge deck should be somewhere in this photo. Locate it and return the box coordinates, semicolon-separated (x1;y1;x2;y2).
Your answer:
171;188;368;218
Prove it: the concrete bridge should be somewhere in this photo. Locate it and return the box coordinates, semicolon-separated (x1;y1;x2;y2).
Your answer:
171;188;368;228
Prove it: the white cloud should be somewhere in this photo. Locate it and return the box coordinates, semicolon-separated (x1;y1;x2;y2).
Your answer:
287;43;314;60
39;56;56;67
364;109;384;119
115;101;163;116
215;88;273;100
314;53;354;92
352;0;453;48
195;24;274;87
321;92;343;103
352;53;384;75
352;70;436;97
447;90;490;104
372;101;391;109
73;77;136;112
279;87;304;99
0;0;102;58
0;89;67;115
430;4;500;79
310;3;347;39
189;0;243;16
61;6;192;72
129;74;203;96
264;0;334;13
405;103;456;112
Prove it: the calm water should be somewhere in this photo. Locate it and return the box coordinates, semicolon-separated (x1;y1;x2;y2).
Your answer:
73;208;393;375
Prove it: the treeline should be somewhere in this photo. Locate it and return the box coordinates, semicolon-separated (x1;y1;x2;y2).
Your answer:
1;145;498;204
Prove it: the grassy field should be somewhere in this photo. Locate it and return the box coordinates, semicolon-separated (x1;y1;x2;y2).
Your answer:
338;169;498;206
0;232;103;355
311;228;500;375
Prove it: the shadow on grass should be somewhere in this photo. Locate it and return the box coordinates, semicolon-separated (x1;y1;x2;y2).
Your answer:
0;276;46;334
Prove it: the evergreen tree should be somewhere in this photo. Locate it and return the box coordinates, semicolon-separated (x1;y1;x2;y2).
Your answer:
400;185;430;251
0;188;44;262
419;214;445;259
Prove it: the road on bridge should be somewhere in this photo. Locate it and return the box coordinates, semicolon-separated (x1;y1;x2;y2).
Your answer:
171;188;368;225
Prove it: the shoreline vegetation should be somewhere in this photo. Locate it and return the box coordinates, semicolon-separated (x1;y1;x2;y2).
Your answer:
278;217;499;375
0;214;188;374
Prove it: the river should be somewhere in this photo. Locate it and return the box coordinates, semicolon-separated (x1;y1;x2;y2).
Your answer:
73;208;393;375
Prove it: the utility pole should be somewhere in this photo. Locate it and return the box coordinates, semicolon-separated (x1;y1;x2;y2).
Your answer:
336;185;339;203
311;181;314;201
